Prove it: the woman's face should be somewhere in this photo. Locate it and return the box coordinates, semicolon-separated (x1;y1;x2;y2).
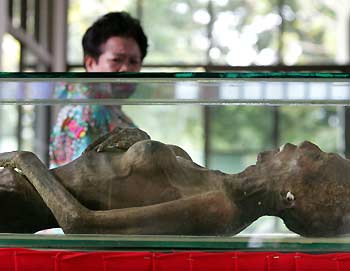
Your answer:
84;36;142;98
85;36;142;72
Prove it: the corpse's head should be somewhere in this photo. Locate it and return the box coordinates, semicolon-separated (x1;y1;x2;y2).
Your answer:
256;141;350;236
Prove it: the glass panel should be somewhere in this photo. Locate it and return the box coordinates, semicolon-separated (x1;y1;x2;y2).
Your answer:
280;106;341;150
0;72;349;105
0;72;348;251
208;106;274;173
124;104;204;164
0;105;18;151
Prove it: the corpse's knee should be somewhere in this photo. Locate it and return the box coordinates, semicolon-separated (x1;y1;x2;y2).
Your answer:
124;140;177;169
167;145;192;161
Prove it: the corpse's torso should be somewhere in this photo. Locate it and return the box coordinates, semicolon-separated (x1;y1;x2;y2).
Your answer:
53;140;228;210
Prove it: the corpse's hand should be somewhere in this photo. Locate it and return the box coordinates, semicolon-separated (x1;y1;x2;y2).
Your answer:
84;127;151;153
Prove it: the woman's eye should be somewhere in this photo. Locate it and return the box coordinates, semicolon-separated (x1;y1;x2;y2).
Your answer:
130;59;141;65
111;58;123;63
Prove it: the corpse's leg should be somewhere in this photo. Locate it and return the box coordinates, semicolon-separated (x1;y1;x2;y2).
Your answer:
0;168;58;233
0;151;88;233
0;151;235;235
86;190;235;235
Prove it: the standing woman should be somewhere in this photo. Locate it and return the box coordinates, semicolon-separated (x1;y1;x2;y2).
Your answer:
49;12;148;168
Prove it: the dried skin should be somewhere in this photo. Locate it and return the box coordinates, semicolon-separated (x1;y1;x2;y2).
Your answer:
0;128;349;237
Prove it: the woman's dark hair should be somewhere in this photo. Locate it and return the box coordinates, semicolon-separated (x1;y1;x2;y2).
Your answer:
82;11;148;62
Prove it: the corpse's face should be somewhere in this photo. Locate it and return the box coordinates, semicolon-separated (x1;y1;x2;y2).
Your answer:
262;141;350;237
254;140;350;213
256;141;344;173
85;36;142;72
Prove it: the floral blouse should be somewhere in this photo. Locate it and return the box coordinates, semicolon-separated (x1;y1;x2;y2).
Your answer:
49;83;135;168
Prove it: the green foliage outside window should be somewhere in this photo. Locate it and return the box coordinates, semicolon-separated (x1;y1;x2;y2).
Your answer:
68;0;343;66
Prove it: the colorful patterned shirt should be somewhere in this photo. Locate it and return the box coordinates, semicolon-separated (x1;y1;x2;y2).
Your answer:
49;83;135;168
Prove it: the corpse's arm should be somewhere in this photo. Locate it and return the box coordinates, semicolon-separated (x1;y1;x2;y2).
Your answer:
0;151;88;233
0;151;235;235
84;127;193;161
83;127;151;153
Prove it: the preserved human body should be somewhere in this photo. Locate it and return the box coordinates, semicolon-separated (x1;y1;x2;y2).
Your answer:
0;128;347;237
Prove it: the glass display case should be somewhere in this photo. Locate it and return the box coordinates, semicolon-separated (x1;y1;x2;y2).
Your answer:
0;71;350;257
